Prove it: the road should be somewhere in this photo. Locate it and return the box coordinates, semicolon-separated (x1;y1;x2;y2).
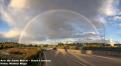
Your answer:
42;49;121;66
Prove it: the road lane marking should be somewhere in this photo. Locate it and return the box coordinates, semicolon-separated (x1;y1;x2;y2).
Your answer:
71;59;88;66
57;50;88;66
63;50;93;66
68;52;95;66
44;53;48;66
93;55;121;62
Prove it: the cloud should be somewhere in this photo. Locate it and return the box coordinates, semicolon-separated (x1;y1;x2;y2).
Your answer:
1;28;20;38
0;0;32;40
30;31;102;44
9;0;27;9
19;10;101;43
99;0;117;16
92;17;106;28
1;10;15;26
82;32;97;36
80;32;101;40
113;15;121;21
0;0;110;43
21;0;105;18
75;32;103;43
1;0;32;26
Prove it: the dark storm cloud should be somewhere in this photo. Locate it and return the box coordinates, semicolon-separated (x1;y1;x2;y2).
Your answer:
27;0;103;18
20;10;98;42
1;0;108;43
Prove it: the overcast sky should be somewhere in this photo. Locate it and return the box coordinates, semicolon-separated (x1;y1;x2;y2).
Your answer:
0;0;121;44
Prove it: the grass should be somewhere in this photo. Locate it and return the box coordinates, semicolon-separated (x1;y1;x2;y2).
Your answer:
0;47;41;60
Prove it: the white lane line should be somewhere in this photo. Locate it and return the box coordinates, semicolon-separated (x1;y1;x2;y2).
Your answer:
67;52;90;66
72;59;88;66
93;55;121;62
68;52;95;66
37;52;42;66
73;54;94;66
44;53;48;66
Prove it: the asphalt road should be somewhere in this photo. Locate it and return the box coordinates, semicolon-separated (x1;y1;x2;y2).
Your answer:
42;49;121;66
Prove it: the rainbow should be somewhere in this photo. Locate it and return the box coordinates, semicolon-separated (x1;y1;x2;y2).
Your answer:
18;9;100;43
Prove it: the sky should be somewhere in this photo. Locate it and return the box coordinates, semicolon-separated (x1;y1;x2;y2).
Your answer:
0;0;121;44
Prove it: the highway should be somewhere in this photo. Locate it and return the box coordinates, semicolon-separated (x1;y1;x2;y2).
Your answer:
42;49;121;66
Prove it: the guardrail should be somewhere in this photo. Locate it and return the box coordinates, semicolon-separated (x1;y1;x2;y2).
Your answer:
81;50;121;58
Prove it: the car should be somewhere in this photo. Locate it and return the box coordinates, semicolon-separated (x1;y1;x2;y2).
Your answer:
53;47;57;50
